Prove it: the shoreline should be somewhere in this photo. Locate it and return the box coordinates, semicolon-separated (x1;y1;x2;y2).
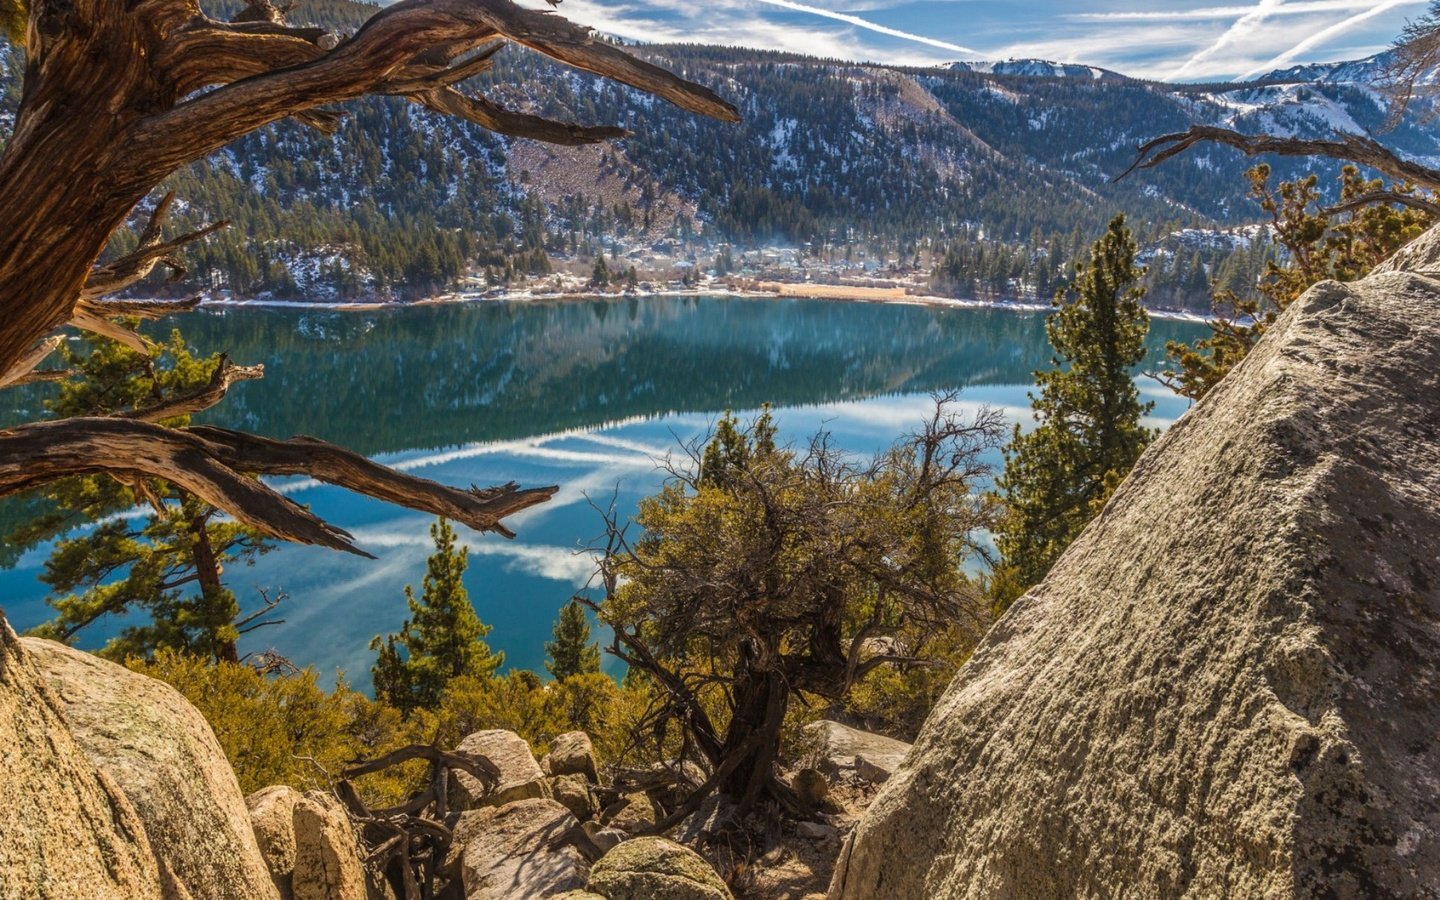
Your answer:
196;283;1213;323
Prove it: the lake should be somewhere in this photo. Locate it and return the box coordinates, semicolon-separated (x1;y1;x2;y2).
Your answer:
0;296;1206;685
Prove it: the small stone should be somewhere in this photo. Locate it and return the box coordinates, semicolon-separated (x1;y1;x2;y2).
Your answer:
589;827;629;854
247;785;302;898
802;720;911;781
792;769;829;807
795;821;838;841
853;755;892;784
550;773;599;821
292;791;368;900
604;792;658;834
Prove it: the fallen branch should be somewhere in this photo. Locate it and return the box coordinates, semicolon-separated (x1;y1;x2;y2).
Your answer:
337;743;502;899
0;418;557;555
343;744;502;788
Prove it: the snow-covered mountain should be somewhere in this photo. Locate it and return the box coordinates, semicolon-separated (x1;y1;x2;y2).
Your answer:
949;59;1127;82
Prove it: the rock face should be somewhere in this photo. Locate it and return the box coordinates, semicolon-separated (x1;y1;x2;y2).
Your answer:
451;729;550;809
803;720;911;782
586;837;732;900
291;792;368;900
247;785;302;898
22;637;280;900
458;798;588;899
832;259;1440;895
0;619;161;899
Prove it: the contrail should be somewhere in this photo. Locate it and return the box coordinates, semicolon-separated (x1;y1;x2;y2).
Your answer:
1167;0;1289;80
752;0;981;56
1239;0;1416;78
1073;1;1423;21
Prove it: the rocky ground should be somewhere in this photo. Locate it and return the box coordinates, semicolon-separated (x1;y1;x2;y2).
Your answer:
1;621;914;900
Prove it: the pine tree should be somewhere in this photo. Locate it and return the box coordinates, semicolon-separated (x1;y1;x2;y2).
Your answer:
590;253;611;288
371;518;503;714
545;599;601;681
21;328;273;662
992;215;1155;610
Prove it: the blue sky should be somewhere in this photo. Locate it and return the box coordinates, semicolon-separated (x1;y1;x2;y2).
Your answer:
548;0;1426;81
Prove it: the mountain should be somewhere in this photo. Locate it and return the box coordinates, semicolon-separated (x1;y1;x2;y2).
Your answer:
949;59;1126;82
0;6;1431;307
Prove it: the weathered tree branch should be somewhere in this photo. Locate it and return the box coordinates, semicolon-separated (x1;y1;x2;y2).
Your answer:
81;296;204;319
343;744;502;787
132;0;739;176
83;192;229;301
1320;190;1440;219
0;418;558;554
114;354;264;423
1116;125;1440;192
400;83;627;145
0;335;68;389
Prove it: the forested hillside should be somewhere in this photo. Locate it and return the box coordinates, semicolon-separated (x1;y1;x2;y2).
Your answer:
1;0;1429;306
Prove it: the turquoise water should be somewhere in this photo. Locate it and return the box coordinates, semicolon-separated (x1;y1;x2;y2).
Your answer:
0;296;1205;685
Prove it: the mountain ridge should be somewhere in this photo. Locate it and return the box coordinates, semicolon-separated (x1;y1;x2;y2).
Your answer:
1;12;1430;306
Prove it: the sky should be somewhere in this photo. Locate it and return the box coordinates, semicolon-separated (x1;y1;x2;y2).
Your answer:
546;0;1430;82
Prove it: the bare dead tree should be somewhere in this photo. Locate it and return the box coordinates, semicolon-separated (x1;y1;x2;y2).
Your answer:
1384;1;1440;127
336;744;505;899
0;0;737;555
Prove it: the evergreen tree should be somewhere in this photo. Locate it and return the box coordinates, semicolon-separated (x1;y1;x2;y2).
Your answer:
545;599;601;680
590;253;612;288
371;519;503;714
992;215;1155;610
22;328;273;662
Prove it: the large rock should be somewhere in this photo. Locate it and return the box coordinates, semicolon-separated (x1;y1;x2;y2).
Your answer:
22;636;279;900
586;836;731;900
451;729;550;809
547;731;601;783
803;720;911;782
0;618;161;899
602;792;659;835
292;792;368;900
458;798;588;899
832;258;1440;895
550;773;599;821
247;785;302;898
